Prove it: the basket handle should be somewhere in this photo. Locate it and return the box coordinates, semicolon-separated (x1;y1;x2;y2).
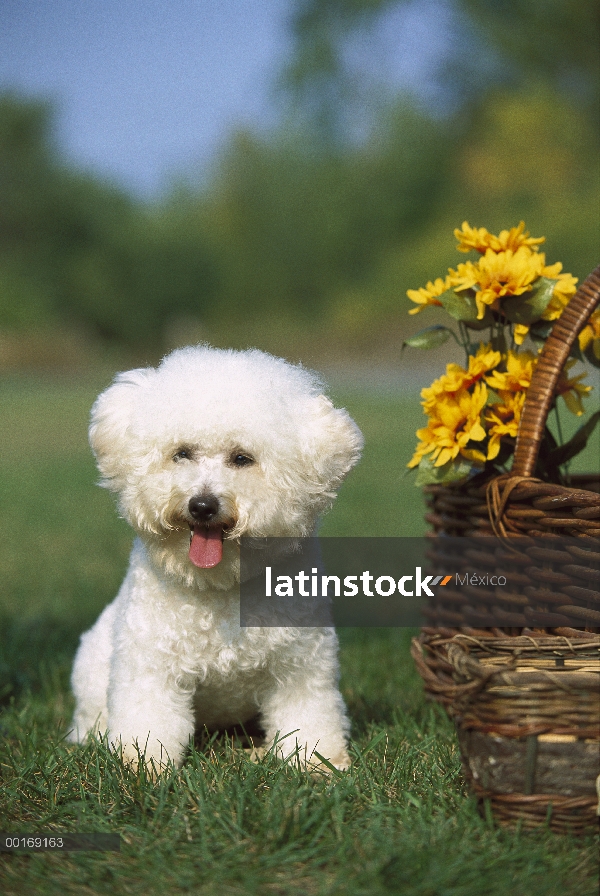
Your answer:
511;264;600;478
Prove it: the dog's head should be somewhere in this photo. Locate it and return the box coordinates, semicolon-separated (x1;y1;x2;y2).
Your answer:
90;346;363;581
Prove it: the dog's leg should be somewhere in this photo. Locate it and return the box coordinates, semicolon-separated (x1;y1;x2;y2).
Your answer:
260;684;351;770
105;645;196;773
68;602;116;743
258;635;351;771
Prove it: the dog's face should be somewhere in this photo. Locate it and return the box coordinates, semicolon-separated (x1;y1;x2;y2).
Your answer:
89;347;363;584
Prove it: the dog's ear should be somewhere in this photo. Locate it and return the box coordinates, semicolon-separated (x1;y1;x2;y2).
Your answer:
303;395;363;490
89;368;152;489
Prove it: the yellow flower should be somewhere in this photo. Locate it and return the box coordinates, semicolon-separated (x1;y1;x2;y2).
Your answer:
579;308;600;360
485;391;526;460
408;382;489;469
411;222;576;339
512;324;531;346
555;360;592;415
454;220;545;254
407;275;451;314
451;247;545;320
510;266;577;345
542;266;578;314
421;344;501;412
485;350;537;394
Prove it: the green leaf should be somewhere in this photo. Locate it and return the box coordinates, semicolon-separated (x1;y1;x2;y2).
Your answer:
464;317;495;331
529;318;554;346
402;326;453;351
438;288;494;326
568;341;585;363
545;411;600;468
414;453;475;487
583;340;600;368
502;277;557;324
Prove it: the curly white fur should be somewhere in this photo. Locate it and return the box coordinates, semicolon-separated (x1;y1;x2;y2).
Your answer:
68;346;363;772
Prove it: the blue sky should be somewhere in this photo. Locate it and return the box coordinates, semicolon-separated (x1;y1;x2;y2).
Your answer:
0;0;459;197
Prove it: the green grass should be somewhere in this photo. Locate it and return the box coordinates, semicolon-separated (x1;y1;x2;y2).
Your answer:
0;375;598;895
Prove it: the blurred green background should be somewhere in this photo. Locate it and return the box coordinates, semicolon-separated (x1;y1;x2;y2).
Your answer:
0;10;598;888
0;0;600;632
0;0;598;628
0;0;598;372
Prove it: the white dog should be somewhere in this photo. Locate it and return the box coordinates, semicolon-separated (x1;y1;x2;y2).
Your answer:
68;346;363;773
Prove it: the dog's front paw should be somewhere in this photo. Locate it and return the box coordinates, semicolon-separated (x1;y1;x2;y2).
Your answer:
329;751;351;771
115;741;177;780
244;744;267;763
252;738;351;775
307;749;351;774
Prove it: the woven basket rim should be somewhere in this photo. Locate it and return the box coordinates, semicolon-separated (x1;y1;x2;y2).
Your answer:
512;264;600;478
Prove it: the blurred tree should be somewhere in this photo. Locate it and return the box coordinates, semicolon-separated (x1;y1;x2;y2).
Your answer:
347;85;599;337
0;94;217;353
283;0;599;134
453;85;599;279
460;0;599;116
281;0;394;141
0;94;136;340
0;95;62;329
277;0;599;347
202;105;453;324
2;1;598;363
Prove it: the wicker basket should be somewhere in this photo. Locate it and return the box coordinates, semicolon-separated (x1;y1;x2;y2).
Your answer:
411;265;600;833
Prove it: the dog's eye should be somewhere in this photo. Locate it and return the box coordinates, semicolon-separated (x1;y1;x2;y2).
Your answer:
230;452;254;468
173;448;192;462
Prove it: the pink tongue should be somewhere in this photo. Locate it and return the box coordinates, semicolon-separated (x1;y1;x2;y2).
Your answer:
189;526;224;568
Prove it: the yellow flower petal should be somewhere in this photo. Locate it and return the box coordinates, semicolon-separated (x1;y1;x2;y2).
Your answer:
407;276;452;314
578;309;600;358
555;361;592;416
454;221;545;254
485;350;537;394
461;448;487;464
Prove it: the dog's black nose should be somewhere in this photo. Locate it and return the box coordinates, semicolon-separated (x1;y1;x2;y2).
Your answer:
188;494;220;523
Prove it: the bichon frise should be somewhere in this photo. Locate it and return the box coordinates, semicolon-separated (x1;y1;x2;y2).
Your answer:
68;346;363;773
